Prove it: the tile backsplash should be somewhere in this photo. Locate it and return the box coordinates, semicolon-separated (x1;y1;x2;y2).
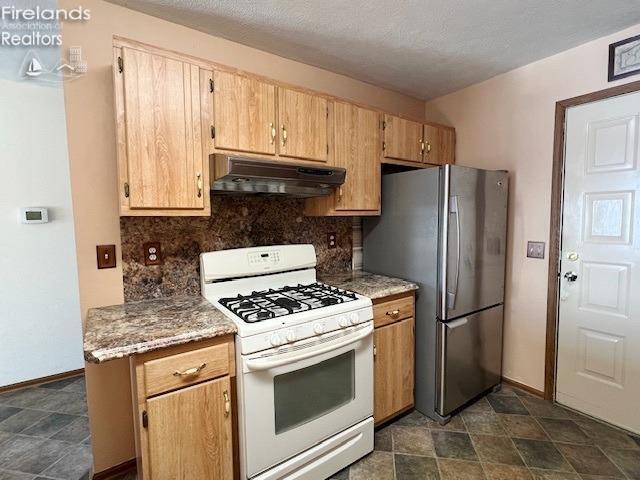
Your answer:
121;196;353;302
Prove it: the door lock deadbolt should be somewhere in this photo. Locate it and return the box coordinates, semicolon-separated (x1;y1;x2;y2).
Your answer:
564;271;578;282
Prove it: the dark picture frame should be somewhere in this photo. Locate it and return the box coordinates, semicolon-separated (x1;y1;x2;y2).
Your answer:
608;33;640;82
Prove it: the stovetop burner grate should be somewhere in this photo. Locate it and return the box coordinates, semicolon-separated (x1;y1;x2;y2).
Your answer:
218;282;358;323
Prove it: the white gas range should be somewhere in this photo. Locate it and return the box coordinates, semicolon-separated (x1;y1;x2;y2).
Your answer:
200;244;374;480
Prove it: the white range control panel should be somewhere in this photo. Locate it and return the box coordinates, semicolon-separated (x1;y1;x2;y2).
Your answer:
238;306;374;355
247;250;281;266
201;244;316;282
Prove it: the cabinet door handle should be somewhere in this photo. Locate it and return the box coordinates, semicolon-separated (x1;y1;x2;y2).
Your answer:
281;125;288;147
270;123;276;144
386;309;400;318
373;344;377;358
420;139;425;153
196;173;203;198
223;390;231;417
338;187;343;202
173;363;206;377
426;142;432;153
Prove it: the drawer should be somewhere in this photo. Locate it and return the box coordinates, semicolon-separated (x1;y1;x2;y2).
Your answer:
373;293;414;328
143;342;231;397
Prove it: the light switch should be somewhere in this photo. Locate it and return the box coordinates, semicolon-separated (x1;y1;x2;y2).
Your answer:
527;241;545;259
96;245;116;269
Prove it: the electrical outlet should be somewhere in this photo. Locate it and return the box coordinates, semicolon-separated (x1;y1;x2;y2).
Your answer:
327;232;337;249
527;241;545;259
96;245;116;269
143;242;162;266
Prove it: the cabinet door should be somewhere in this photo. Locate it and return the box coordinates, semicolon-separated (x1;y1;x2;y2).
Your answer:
213;70;277;155
374;318;415;423
383;114;423;163
146;377;233;480
278;87;328;162
423;124;456;165
334;102;380;212
122;48;205;210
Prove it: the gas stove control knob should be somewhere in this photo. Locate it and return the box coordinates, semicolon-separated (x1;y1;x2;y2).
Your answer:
286;330;296;342
337;316;349;328
349;313;359;325
313;323;325;335
270;333;282;347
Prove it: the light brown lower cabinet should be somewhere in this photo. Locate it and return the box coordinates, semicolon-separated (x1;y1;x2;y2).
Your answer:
373;293;415;425
130;336;235;480
146;377;233;479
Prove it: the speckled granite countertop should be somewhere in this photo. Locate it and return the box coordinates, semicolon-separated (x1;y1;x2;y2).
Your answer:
319;270;418;300
83;296;236;364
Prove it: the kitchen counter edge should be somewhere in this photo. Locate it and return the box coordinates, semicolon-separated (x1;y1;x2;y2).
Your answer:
320;270;418;300
83;295;236;364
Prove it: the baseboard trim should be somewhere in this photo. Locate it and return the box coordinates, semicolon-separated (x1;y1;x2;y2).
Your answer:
93;459;136;480
0;368;85;394
502;377;544;398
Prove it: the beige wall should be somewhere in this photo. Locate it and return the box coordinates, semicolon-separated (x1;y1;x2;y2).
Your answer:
425;24;640;391
60;0;423;472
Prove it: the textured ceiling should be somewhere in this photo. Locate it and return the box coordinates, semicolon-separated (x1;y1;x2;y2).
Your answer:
107;0;640;100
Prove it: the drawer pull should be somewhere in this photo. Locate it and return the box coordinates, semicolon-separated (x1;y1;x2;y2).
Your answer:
223;390;231;417
173;363;207;377
386;309;400;318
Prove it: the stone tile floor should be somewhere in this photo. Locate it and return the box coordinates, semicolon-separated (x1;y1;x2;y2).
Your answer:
0;375;92;480
3;379;638;480
330;384;640;480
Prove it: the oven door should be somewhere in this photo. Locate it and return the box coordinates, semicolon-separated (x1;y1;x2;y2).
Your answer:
240;323;373;478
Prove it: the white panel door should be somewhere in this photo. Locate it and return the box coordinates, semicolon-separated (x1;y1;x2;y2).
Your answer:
557;91;640;433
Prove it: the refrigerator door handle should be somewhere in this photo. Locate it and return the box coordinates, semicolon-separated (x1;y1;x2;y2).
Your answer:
447;196;461;310
445;317;467;329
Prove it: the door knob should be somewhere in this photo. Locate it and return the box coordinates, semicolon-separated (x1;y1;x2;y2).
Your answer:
564;271;578;282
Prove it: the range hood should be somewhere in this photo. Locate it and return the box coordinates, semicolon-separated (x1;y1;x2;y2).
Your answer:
210;154;346;198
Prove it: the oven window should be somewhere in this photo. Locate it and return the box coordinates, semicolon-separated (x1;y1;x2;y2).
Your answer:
273;350;355;434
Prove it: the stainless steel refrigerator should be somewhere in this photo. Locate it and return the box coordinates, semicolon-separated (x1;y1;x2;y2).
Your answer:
363;165;508;422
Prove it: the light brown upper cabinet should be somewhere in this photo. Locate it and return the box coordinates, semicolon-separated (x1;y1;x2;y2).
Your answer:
305;103;380;216
114;45;212;216
335;103;380;212
423;123;456;165
278;87;329;162
382;114;423;163
112;39;457;218
212;70;277;155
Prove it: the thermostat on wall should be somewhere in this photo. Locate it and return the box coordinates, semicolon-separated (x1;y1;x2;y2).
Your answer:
19;207;49;224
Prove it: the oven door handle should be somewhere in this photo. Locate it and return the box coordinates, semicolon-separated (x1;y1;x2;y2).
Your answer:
245;325;373;371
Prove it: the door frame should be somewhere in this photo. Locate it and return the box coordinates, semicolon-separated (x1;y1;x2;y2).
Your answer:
544;79;640;401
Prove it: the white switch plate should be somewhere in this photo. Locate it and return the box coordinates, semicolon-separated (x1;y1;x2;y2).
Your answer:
527;241;545;259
